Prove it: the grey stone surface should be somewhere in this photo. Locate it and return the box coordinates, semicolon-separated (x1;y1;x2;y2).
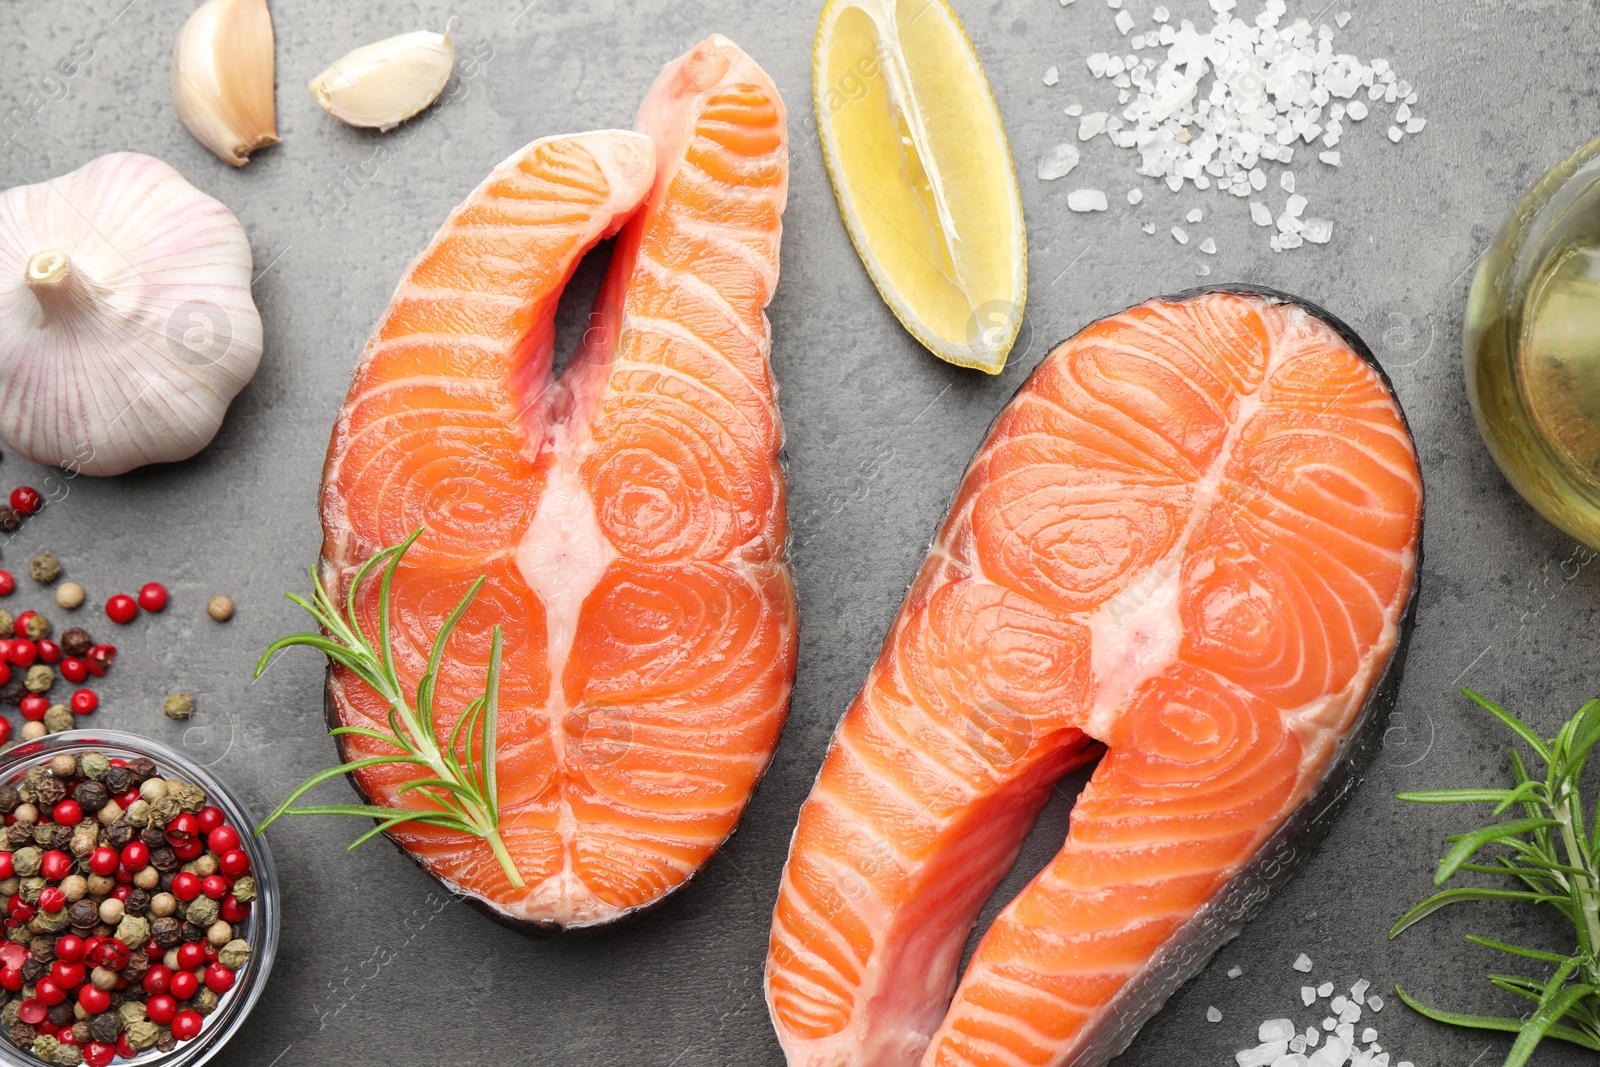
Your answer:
1;0;1595;1064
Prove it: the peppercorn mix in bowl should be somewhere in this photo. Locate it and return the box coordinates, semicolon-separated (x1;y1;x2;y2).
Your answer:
0;732;278;1067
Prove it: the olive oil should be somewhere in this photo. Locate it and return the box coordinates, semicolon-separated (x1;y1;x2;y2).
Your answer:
1466;136;1600;547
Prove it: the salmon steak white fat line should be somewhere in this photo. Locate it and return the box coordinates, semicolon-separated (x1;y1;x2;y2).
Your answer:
765;289;1422;1066
319;36;795;929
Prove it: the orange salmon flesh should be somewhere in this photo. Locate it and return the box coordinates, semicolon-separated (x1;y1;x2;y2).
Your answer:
319;36;794;929
764;290;1422;1066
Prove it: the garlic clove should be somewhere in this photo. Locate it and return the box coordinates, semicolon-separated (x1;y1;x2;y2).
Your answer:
0;153;264;476
172;0;279;167
309;21;456;132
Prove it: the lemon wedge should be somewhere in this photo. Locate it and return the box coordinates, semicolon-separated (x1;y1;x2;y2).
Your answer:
814;0;1026;374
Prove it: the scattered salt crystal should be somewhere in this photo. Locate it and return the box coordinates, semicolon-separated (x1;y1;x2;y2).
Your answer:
1171;225;1189;244
1286;193;1307;217
1199;236;1217;254
1250;202;1272;226
1305;1028;1319;1047
1351;980;1370;1003
1228;965;1244;979
1060;0;1077;5
1249;168;1267;191
1322;1018;1336;1031
1152;4;1170;21
1366;995;1384;1013
1319;151;1341;166
1260;1020;1296;1042
1331;996;1347;1012
1280;171;1296;193
1405;117;1426;133
1290;1036;1309;1053
1361;1028;1377;1044
1347;100;1368;121
1340;1003;1362;1024
1064;102;1083;116
1301;986;1316;1006
1141;221;1157;233
1043;65;1060;86
1387;126;1403;143
1209;0;1236;11
1317;983;1334;998
1335;11;1351;26
1186;207;1203;223
1195;262;1211;276
1107;0;1121;6
1037;143;1082;181
1115;9;1135;34
1302;217;1333;243
1237;1043;1288;1067
1165;174;1183;191
1087;52;1109;77
1208;1005;1224;1023
1067;188;1109;212
1079;112;1109;139
1127;188;1144;204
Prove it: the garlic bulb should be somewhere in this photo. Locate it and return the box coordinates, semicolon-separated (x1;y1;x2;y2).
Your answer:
309;21;455;131
0;153;264;476
172;0;279;167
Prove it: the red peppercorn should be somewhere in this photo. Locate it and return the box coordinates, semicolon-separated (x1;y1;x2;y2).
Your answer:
197;806;224;834
88;939;129;970
59;657;86;684
17;998;46;1025
207;825;240;854
142;965;172;995
88;847;118;876
19;694;47;721
170;1010;203;1042
9;487;41;516
118;788;140;809
0;572;13;596
57;1030;77;1047
108;759;125;767
38;1022;58;1038
55;935;83;963
50;960;83;988
8;897;35;922
82;1040;114;1067
116;1033;136;1059
171;872;201;901
35;639;59;665
35;977;64;1006
220;895;250;924
111;883;132;901
120;841;150;871
145;938;162;958
37;887;65;913
0;851;14;880
10;613;32;639
165;813;199;848
203;962;236;993
70;688;98;714
51;800;81;827
0;719;11;746
175;943;205;973
173;838;203;861
145;992;177;1024
0;663;11;690
202;942;218;963
169;969;199;1001
201;874;229;900
138;582;169;612
219;848;249;878
103;595;137;625
5;641;34;670
0;968;21;993
39;849;71;881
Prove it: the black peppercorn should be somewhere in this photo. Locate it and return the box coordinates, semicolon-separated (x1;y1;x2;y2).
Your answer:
33;777;65;808
10;1022;38;1048
26;936;52;964
73;782;108;814
88;1012;122;1043
155;1030;176;1053
0;679;25;707
18;961;44;985
67;900;99;930
48;825;71;852
46;1003;71;1029
103;768;134;795
0;787;19;814
149;848;177;874
0;509;23;536
125;758;157;782
139;826;166;850
150;917;181;947
7;824;32;849
58;629;91;658
180;922;205;943
103;823;135;851
124;889;151;917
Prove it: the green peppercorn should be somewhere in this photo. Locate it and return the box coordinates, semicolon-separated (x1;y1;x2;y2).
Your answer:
230;876;256;903
51;1041;81;1066
22;666;53;695
10;848;40;878
23;615;49;641
193;987;220;1016
0;613;14;639
30;1033;59;1060
168;783;205;813
115;1001;145;1028
218;939;251;970
31;910;68;934
27;555;60;584
42;707;73;736
78;753;109;781
125;1019;160;1051
162;693;194;721
114;916;149;949
183;897;219;928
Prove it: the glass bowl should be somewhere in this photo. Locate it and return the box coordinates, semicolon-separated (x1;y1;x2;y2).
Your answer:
0;730;278;1067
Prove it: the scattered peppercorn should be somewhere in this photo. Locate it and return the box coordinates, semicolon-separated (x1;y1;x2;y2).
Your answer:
52;584;82;612
101;598;135;626
204;596;233;623
0;509;23;535
26;557;59;585
41;707;72;735
57;631;90;659
0;574;13;597
161;694;193;722
135;585;167;614
22;616;48;642
23;667;52;695
9;488;41;517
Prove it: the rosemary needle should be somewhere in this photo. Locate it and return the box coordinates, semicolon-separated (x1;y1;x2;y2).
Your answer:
1390;689;1600;1066
253;528;523;888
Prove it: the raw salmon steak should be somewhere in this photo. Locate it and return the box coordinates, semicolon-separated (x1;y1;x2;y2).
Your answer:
319;36;794;930
765;288;1422;1065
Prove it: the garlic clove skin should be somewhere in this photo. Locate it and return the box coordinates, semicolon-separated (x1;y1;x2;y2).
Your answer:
172;0;279;167
309;22;456;132
0;153;264;476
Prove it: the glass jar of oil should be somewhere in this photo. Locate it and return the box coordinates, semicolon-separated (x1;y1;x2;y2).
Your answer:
1466;136;1600;548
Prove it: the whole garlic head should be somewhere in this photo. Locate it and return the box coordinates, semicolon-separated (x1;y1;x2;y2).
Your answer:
0;153;264;476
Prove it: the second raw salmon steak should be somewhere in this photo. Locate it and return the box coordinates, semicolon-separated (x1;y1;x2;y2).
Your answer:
319;36;794;929
765;289;1422;1065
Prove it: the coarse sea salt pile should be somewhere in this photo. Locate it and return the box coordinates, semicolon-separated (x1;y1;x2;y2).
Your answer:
1226;955;1415;1067
1041;0;1426;255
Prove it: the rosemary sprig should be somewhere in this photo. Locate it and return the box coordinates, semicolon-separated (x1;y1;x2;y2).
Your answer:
1390;689;1600;1065
253;528;523;888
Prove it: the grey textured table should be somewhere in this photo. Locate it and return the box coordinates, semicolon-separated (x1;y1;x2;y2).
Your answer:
2;1;1595;1064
